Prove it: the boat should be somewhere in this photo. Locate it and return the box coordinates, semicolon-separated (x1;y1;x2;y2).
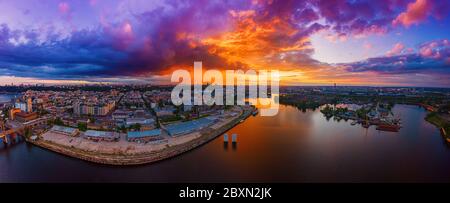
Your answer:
376;123;400;132
350;121;357;125
239;120;244;123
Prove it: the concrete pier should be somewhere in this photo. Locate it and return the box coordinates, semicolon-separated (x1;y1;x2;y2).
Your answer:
232;133;237;143
223;133;229;143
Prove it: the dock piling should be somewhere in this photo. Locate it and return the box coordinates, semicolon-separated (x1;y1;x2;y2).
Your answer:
232;133;237;143
223;133;228;143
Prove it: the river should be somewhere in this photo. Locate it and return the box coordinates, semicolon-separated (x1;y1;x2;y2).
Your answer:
1;103;449;182
0;93;19;103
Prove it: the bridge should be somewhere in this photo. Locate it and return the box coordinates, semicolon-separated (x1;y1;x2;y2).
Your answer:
0;117;47;145
0;129;20;144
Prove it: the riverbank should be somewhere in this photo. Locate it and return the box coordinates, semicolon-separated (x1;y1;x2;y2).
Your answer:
27;106;253;165
425;112;450;142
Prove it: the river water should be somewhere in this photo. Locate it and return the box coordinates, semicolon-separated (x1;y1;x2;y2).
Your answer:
1;102;449;182
0;93;19;103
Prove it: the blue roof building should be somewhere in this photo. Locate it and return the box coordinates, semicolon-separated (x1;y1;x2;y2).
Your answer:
50;125;80;137
165;117;216;136
83;130;120;142
127;129;162;143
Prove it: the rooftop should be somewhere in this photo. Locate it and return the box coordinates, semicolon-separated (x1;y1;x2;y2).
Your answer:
84;130;119;138
127;129;161;138
51;125;78;134
166;117;216;136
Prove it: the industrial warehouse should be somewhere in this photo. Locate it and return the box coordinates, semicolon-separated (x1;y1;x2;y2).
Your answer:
165;117;217;137
40;115;222;145
83;130;121;142
127;129;162;143
14;103;250;165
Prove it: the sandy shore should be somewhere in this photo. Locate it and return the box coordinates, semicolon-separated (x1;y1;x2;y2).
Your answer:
28;106;253;165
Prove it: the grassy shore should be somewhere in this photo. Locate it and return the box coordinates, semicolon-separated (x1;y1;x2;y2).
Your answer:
425;112;450;141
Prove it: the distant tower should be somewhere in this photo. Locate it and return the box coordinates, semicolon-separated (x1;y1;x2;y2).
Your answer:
0;120;4;131
73;102;81;115
9;108;20;120
334;83;337;89
27;97;33;113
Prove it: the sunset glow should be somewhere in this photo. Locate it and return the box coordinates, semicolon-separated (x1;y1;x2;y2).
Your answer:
0;0;449;87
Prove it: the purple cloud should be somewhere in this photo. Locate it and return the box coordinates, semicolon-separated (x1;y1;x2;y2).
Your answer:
0;0;448;86
344;39;450;75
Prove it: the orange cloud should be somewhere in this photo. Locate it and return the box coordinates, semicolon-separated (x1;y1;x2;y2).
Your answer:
386;43;405;56
196;10;397;86
393;0;432;27
203;11;320;70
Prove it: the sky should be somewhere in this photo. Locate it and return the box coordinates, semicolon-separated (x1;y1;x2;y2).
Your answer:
0;0;449;87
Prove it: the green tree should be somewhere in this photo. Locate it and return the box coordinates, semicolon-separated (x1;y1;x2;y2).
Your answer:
77;122;88;132
356;108;368;119
118;125;127;133
3;108;9;119
24;128;32;138
129;123;141;131
54;118;64;126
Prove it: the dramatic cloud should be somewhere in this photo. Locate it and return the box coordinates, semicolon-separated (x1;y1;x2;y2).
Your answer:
344;39;450;77
393;0;432;27
0;1;247;79
0;0;449;86
393;0;449;27
419;39;450;59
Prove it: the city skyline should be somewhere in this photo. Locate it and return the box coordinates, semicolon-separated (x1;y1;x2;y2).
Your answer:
0;0;449;87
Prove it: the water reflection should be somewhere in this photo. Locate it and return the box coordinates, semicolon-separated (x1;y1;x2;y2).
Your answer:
1;135;23;149
223;142;228;151
0;104;449;182
232;142;237;151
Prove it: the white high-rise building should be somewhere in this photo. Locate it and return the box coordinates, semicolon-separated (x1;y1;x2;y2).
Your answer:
15;102;27;112
15;97;33;113
26;98;32;113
